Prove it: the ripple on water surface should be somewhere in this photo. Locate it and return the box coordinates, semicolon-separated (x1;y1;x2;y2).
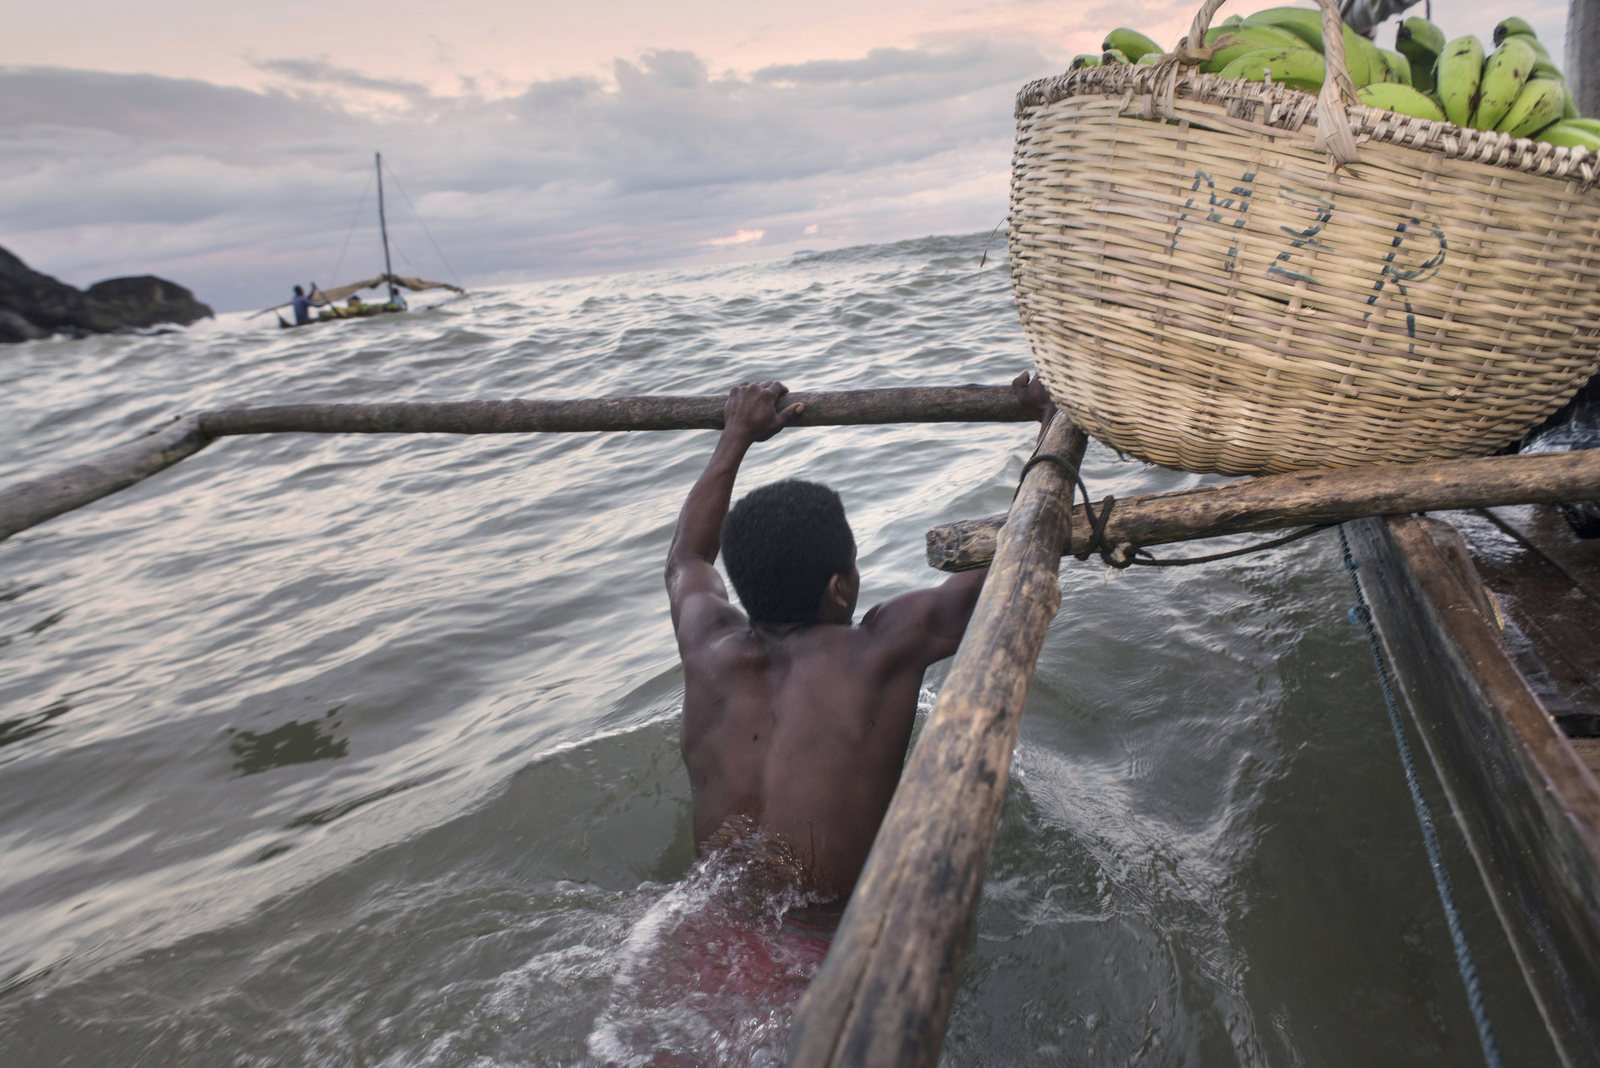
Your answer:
0;234;1561;1065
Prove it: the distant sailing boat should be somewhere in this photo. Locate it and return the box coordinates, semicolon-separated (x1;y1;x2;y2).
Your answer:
259;152;464;328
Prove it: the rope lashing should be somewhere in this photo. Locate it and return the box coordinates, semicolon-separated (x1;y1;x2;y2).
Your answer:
1337;525;1506;1068
1011;447;1133;568
1015;451;1082;486
1073;493;1119;564
1012;447;1331;568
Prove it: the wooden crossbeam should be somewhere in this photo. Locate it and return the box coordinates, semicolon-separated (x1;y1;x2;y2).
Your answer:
926;450;1600;572
0;386;1030;543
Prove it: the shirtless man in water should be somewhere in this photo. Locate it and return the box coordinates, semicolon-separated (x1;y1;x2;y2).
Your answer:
665;375;1055;903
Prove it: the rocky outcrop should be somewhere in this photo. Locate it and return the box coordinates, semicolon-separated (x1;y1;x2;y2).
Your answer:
82;276;214;331
0;246;213;342
0;246;87;334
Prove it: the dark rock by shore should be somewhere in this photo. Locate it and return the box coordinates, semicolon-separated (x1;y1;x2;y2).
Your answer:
0;246;213;343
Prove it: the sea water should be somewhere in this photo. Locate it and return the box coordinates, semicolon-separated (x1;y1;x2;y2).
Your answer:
0;234;1561;1065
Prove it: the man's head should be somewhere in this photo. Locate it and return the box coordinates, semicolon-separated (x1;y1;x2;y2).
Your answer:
722;480;857;625
293;285;305;297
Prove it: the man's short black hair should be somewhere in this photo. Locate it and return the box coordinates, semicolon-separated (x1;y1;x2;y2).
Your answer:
722;480;854;624
294;285;304;296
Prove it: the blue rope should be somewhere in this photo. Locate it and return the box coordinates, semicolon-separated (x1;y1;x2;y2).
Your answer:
1338;524;1505;1068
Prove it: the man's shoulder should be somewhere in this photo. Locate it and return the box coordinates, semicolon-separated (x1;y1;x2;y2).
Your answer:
859;588;942;635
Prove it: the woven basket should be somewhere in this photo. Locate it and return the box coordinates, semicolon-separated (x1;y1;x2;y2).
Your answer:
1010;0;1600;474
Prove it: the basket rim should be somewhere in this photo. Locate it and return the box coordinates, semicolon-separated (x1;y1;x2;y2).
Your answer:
1016;64;1600;192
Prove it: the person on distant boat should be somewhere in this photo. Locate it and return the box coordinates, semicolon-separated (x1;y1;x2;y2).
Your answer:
386;287;407;311
290;285;314;326
665;373;1055;908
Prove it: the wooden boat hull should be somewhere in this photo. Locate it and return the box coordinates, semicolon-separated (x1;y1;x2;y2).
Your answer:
1346;513;1600;1064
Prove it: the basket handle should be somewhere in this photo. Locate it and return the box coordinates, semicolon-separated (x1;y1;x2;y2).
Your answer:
1178;0;1360;165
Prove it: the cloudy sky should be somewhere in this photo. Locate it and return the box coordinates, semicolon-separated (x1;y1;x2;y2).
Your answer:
2;0;1571;310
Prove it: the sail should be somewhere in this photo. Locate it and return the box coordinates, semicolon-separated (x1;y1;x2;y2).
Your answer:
388;274;465;294
311;277;384;304
315;275;463;303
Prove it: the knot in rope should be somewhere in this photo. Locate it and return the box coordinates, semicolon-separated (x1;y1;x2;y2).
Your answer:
1073;493;1135;570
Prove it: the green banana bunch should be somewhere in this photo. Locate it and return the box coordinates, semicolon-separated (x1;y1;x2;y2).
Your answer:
1436;35;1485;127
1357;83;1446;121
1070;53;1102;70
1395;17;1445;93
1103;28;1163;62
1536;122;1600;151
1216;46;1326;92
1102;48;1130;64
1472;37;1538;130
1200;25;1305;72
1378;49;1410;86
1497;77;1567;138
1563;118;1600;135
1492;17;1536;47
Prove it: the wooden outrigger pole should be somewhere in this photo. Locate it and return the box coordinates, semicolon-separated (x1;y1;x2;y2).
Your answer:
0;386;1032;543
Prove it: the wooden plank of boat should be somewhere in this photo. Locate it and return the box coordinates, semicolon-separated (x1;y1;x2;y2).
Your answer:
1344;513;1600;1066
1444;508;1600;749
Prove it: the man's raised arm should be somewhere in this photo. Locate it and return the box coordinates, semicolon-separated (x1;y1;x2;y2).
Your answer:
665;381;805;631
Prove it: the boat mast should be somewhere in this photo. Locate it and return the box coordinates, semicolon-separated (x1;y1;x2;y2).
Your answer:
375;151;397;302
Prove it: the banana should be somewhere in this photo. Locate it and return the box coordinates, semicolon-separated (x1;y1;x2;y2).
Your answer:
1472;37;1538;130
1378;48;1411;86
1200;25;1307;72
1242;7;1327;50
1216;47;1326;92
1493;17;1537;47
1535;123;1600;151
1103;28;1163;63
1510;34;1552;62
1564;89;1581;119
1137;51;1163;65
1358;83;1446;121
1396;18;1444;93
1533;56;1566;83
1343;32;1378;87
1102;48;1130;64
1436;35;1485;127
1237;6;1382;86
1506;34;1566;81
1562;117;1600;135
1070;53;1102;70
1497;77;1567;138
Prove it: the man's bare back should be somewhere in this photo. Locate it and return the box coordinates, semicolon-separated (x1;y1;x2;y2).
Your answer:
665;378;1053;903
